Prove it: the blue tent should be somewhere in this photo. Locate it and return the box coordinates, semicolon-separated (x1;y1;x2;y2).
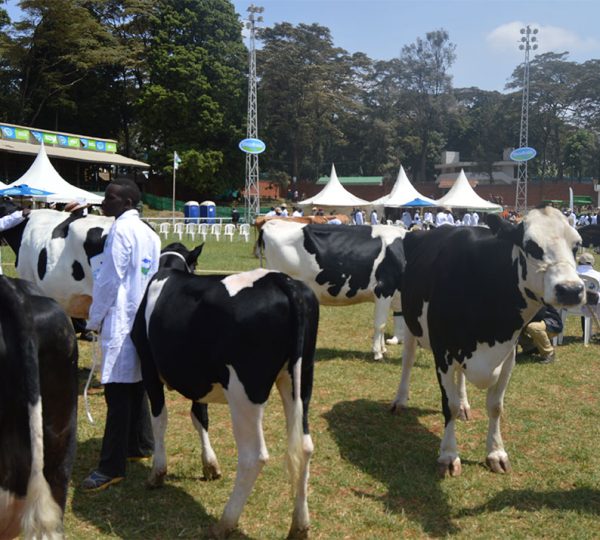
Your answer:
0;184;54;197
401;197;436;207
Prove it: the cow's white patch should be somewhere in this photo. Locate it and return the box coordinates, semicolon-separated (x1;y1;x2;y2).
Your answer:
222;268;275;297
145;277;169;334
454;339;517;390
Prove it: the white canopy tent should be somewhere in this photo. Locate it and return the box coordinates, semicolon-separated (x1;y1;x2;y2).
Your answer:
371;165;437;207
436;169;503;212
0;180;7;189
297;164;370;209
8;143;103;204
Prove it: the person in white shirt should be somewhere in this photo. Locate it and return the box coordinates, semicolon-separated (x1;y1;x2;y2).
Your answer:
353;207;364;225
0;206;30;275
370;209;379;225
472;212;479;226
446;211;455;225
423;211;434;226
576;252;600;281
435;209;447;226
462;212;472;226
292;207;303;217
82;178;161;491
265;207;276;217
401;210;412;229
280;204;289;217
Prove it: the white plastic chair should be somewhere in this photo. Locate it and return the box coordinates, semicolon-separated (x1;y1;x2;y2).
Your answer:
199;223;209;241
159;222;171;239
211;223;222;241
173;222;184;241
224;223;236;242
185;223;197;241
239;223;250;242
558;274;600;346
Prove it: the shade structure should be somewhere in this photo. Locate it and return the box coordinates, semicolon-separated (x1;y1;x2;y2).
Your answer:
0;184;53;197
371;165;437;207
401;197;437;207
0;180;7;189
297;164;370;208
8;143;103;204
436;169;503;212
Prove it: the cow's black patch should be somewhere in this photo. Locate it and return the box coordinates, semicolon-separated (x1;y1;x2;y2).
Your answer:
37;248;47;280
524;239;544;260
71;260;84;281
374;237;406;299
402;226;527;374
83;227;107;265
519;251;527;281
302;225;382;298
51;215;84;239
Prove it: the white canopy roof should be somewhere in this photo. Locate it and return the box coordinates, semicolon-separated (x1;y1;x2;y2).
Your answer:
436;169;503;212
8;143;103;204
298;164;370;208
371;165;437;207
0;180;7;189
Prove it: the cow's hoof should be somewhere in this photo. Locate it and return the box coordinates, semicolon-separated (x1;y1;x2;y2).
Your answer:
437;457;462;478
486;452;511;474
203;463;222;481
287;525;309;539
207;523;234;539
389;400;407;415
458;405;472;421
385;336;400;345
146;470;166;489
373;352;384;361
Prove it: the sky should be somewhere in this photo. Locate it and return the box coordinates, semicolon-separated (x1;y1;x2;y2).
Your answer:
230;0;600;92
4;0;600;92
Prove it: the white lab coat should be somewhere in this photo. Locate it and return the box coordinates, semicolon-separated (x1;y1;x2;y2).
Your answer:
88;210;161;384
0;210;25;231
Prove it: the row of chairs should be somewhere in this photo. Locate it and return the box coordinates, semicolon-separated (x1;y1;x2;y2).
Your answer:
157;222;250;242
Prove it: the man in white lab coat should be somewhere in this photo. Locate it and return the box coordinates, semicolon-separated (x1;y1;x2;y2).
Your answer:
82;178;161;491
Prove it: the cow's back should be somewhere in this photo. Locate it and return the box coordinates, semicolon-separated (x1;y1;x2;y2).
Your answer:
17;209;112;317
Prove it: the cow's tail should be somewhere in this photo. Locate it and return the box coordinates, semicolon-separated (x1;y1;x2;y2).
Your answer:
256;227;265;266
0;277;63;539
278;274;318;498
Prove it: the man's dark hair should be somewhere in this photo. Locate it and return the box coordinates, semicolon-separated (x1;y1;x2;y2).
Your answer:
111;178;141;206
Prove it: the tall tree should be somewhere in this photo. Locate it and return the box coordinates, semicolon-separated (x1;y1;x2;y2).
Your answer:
137;0;247;194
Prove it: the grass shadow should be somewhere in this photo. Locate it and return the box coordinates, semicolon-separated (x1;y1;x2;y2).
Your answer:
458;487;600;517
323;399;459;537
71;438;254;540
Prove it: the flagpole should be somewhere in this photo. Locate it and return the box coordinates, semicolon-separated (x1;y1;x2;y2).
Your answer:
172;166;176;226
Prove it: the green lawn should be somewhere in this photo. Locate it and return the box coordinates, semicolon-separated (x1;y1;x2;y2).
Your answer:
2;235;600;539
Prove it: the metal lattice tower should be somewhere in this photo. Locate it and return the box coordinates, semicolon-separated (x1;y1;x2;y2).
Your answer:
244;5;263;224
515;25;538;215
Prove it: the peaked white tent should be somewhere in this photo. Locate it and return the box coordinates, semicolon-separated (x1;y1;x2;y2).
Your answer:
8;143;103;204
371;165;437;207
0;181;7;189
298;164;370;208
436;169;503;212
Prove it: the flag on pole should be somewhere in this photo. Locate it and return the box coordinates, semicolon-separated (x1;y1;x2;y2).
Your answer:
174;151;182;170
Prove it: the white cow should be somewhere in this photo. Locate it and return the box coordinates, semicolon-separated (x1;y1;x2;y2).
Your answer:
261;220;406;359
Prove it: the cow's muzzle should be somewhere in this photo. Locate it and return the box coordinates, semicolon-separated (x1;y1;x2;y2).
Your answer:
554;282;585;306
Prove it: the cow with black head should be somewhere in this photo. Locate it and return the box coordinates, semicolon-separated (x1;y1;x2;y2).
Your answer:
0;200;112;318
391;206;585;477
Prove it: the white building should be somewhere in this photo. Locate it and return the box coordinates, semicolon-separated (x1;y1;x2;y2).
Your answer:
435;149;517;188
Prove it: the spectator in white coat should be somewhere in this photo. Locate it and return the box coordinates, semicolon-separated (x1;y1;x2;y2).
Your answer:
82;178;161;491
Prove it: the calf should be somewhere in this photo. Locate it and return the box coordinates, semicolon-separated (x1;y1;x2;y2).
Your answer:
261;221;406;359
391;206;584;477
0;276;78;539
0;199;112;318
131;248;319;538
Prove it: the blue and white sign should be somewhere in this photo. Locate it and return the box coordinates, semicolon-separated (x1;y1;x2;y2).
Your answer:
58;135;69;146
239;138;266;154
510;146;537;162
1;126;16;138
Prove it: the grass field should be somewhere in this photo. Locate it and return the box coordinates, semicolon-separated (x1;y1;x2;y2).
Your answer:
2;231;600;539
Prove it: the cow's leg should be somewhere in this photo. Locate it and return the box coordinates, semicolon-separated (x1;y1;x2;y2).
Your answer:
390;328;417;412
276;368;313;539
213;372;268;538
386;293;404;345
456;369;471;421
485;349;515;474
437;363;462;477
147;402;168;488
190;402;221;480
373;297;392;360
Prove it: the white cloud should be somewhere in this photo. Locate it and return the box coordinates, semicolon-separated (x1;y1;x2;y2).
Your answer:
486;21;600;56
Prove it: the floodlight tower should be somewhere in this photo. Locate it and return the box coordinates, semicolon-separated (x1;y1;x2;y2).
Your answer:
244;4;263;224
514;25;539;214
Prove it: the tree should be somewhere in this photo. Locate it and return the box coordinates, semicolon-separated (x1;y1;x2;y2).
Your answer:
563;130;597;180
137;0;247;194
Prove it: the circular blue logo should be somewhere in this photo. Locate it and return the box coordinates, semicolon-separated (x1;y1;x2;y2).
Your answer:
239;138;266;154
510;147;537;162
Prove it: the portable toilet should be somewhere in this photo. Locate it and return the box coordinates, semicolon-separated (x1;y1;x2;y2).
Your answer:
184;201;200;223
199;200;216;224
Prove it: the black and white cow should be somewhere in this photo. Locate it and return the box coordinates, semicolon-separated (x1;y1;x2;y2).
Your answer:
0;198;112;318
260;221;406;359
390;206;585;477
130;245;319;538
0;276;78;539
